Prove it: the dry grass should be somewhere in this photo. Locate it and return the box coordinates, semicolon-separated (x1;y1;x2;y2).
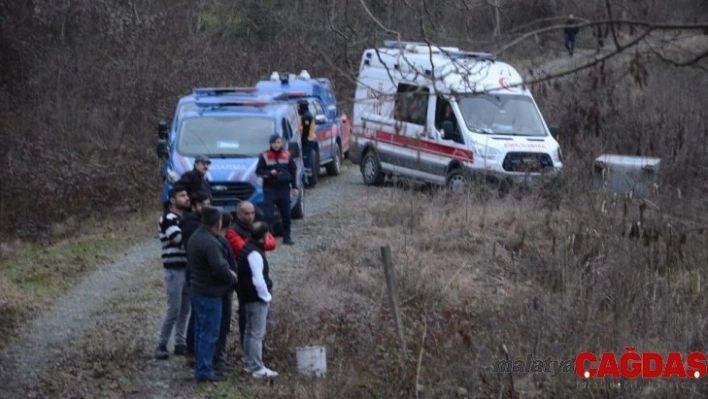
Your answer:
216;172;708;398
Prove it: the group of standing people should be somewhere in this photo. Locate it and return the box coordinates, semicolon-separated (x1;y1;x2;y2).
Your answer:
154;130;302;382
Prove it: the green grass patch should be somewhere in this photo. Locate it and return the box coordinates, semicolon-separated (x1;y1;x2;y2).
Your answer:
0;211;157;349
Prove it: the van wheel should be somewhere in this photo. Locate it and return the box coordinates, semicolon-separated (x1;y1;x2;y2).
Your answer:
291;188;304;219
446;169;468;194
362;151;385;186
305;148;319;188
326;142;342;176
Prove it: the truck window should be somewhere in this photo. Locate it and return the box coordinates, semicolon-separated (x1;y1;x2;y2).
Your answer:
394;83;429;126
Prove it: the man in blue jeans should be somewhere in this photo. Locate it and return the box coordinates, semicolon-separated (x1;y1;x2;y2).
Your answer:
178;191;210;366
236;222;278;378
186;207;237;382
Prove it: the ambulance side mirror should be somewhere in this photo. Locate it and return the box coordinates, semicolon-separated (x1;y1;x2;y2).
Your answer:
441;121;463;143
549;126;559;140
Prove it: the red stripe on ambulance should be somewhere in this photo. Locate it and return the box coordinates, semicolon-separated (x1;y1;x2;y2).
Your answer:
374;131;473;163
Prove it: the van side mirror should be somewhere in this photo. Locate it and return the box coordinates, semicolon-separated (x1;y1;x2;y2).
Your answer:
156;141;169;159
314;115;327;125
288;141;300;158
549;126;559;140
158;120;169;140
441;120;463;143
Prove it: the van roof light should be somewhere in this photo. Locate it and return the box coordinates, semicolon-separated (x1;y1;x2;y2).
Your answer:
298;70;311;79
286;91;308;98
270;72;279;81
192;87;258;96
279;72;290;84
195;99;272;108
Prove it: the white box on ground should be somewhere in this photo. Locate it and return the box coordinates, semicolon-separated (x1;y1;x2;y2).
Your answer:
296;345;327;377
593;154;661;196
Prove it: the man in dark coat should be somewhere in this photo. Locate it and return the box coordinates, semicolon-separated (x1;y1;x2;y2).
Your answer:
186;206;237;383
177;154;212;200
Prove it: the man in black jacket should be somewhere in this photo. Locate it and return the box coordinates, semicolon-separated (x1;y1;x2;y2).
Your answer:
237;222;278;378
298;99;318;187
564;14;580;57
177;154;212;200
186;206;237;383
179;190;210;366
256;134;298;245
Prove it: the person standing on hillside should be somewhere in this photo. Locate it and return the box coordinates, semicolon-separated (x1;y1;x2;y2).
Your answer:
564;14;580;57
225;201;277;346
298;99;318;187
178;190;210;367
256;134;298;245
237;222;278;378
186;207;237;383
155;186;192;360
176;155;212;201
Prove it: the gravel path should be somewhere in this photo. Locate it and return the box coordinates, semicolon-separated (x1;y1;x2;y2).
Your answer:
0;161;370;399
0;238;160;397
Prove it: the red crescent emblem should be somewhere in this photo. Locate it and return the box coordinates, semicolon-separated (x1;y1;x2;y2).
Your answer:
499;77;515;91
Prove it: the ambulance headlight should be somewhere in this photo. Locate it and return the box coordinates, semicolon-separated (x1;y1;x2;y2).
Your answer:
474;144;499;160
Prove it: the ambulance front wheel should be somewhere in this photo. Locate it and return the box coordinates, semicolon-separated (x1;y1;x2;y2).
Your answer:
362;151;385;186
446;169;469;194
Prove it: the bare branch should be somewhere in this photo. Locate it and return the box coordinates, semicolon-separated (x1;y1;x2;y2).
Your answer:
496;19;708;56
358;0;400;40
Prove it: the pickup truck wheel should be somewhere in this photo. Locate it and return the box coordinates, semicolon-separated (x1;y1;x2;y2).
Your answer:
446;169;468;194
326;142;342;176
362;151;385;186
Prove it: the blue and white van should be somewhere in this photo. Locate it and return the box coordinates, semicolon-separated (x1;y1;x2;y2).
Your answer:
156;89;305;222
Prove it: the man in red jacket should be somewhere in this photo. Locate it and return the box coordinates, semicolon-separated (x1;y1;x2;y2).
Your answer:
225;201;276;346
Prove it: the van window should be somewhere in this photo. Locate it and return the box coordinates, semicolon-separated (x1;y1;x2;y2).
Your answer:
311;100;326;117
394;83;429;126
434;96;463;144
281;118;293;141
177;116;274;157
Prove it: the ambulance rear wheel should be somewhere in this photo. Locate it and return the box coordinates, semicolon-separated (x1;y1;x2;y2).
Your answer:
362;151;385;186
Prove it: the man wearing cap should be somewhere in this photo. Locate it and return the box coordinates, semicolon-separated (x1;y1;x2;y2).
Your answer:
298;99;318;188
186;206;238;383
177;155;212;200
256;134;298;245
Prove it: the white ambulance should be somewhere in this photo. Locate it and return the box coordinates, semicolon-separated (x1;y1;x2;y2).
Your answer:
349;40;563;190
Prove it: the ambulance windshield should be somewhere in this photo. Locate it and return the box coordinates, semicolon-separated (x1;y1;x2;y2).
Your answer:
177;116;274;158
457;94;547;137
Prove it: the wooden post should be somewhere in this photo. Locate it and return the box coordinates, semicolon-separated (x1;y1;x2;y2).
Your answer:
381;245;406;354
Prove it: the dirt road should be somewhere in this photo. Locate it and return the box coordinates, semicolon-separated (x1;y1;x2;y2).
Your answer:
0;161;371;399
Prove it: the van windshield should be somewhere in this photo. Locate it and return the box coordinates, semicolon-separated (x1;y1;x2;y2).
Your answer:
176;116;274;158
457;94;547;137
